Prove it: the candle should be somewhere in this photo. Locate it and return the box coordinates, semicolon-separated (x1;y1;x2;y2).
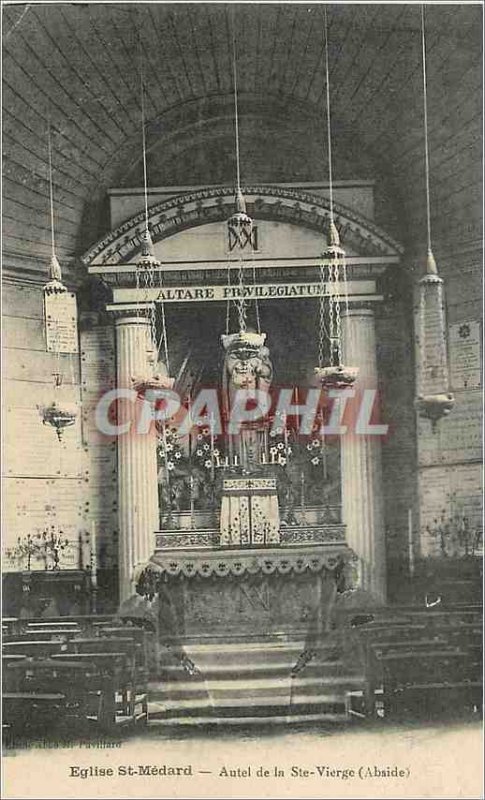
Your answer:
190;474;195;529
187;394;192;460
408;508;415;578
162;423;170;486
210;413;215;481
321;412;328;481
90;520;97;587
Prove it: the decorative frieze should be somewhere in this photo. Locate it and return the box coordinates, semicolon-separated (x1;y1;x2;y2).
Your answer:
154;525;346;550
82;185;403;269
140;543;353;583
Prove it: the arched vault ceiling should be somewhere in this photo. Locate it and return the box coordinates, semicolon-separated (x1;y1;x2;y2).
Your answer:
2;3;482;279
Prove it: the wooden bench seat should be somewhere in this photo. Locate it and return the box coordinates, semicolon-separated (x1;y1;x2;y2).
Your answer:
2;617;151;737
3;640;71;656
4;631;74;643
65;637;139;654
3;654;141;732
353;604;483;719
50;652;148;727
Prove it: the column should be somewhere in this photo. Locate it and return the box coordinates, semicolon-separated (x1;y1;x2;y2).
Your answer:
115;314;159;603
340;305;386;603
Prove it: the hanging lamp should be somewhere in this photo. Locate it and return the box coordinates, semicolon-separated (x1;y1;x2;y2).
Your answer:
39;126;78;441
414;6;454;430
222;7;265;357
314;8;358;391
132;34;173;397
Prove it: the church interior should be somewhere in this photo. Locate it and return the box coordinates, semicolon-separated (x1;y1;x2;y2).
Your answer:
2;2;482;738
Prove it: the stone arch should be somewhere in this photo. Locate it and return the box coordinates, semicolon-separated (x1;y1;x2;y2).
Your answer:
81;184;403;269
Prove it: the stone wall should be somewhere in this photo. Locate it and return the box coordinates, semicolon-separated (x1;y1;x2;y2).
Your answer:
415;245;482;557
2;279;118;576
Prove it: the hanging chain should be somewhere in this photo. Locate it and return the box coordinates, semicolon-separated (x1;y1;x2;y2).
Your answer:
225;261;231;335
341;252;350;361
157;269;170;374
252;261;261;334
147;267;157;355
236;252;247;333
135;262;143;319
328;261;336;365
318;263;326;368
250;228;261;333
333;260;342;366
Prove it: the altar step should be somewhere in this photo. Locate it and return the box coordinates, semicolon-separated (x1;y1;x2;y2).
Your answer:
148;636;364;726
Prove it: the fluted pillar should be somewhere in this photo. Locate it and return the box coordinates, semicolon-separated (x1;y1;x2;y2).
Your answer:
115;315;158;602
341;306;386;602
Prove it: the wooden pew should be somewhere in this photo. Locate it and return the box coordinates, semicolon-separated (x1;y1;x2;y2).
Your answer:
378;649;482;718
2;617;151;736
51;652;147;729
352;606;482;719
3;658;96;735
3;640;70;657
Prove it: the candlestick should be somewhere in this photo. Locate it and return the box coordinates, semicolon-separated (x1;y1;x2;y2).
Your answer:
78;531;83;571
189;474;195;529
162;423;170;487
210;413;215;481
408;508;415;578
90;520;97;588
321;411;328;481
187;394;192;461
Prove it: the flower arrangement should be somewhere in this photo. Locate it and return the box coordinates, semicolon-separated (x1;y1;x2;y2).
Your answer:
5;527;70;571
425;492;483;558
192;426;218;471
157;425;184;474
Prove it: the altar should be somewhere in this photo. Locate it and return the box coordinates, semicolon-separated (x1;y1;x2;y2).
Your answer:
137;543;354;638
82;181;402;610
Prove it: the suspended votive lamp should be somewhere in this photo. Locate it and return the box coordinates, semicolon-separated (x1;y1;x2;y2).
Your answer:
313;10;358;393
414;7;454;431
41;397;78;441
313;225;359;391
132;231;174;396
415;250;454;429
40;127;79;441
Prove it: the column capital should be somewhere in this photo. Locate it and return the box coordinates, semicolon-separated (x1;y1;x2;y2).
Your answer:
342;301;376;316
107;302;154;321
111;310;152;327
